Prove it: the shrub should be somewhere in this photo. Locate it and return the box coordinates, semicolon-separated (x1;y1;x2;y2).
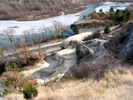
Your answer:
0;71;20;88
83;15;86;19
111;20;118;25
61;32;66;39
23;84;38;100
104;26;110;34
89;12;100;19
5;63;20;73
20;43;41;66
0;72;37;89
99;9;103;13
113;9;121;21
109;7;114;14
0;49;3;56
122;9;131;22
3;88;12;95
22;76;37;89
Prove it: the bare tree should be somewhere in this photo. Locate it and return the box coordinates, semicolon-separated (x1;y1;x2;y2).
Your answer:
53;21;63;37
37;33;42;58
23;30;32;46
3;27;21;65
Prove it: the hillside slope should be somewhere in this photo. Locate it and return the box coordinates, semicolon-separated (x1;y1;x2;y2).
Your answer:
5;67;133;100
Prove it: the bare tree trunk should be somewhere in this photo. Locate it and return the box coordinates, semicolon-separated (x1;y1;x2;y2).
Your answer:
4;28;22;66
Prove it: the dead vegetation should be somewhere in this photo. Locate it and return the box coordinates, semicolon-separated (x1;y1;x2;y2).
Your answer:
0;0;102;20
3;51;133;100
0;71;37;89
5;66;133;100
19;43;42;66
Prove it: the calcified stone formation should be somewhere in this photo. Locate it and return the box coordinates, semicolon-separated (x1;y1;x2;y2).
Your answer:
60;31;95;49
38;21;133;84
38;48;77;84
50;48;77;80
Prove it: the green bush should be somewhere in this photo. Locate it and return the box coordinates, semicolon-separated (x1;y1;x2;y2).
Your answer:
83;15;86;19
19;73;25;88
0;50;3;56
99;9;103;13
3;89;12;95
109;7;115;19
113;9;121;21
61;32;66;39
110;8;131;22
5;63;20;73
111;20;118;25
122;9;131;22
104;26;111;34
109;7;114;14
23;84;38;100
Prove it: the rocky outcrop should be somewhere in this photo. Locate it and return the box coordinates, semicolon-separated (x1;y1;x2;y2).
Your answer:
84;39;107;58
119;30;133;60
50;48;77;80
0;56;23;74
71;20;113;34
34;48;77;84
65;39;108;77
60;31;94;49
73;41;95;62
107;22;133;54
39;48;77;84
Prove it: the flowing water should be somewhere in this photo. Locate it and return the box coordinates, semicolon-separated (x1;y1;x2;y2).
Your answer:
0;2;130;47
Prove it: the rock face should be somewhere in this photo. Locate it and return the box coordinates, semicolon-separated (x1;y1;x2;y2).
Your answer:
51;48;77;79
0;56;23;74
36;48;77;84
107;21;133;60
119;30;133;60
73;41;95;62
108;22;133;54
61;39;107;64
84;39;107;58
65;39;108;77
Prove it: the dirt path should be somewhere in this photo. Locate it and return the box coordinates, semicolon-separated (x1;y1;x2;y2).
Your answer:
3;41;61;57
21;55;60;81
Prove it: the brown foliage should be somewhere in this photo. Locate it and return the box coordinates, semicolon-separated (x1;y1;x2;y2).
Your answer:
89;12;100;20
89;12;110;20
0;71;20;88
22;76;37;89
0;71;37;89
19;43;41;66
101;14;110;20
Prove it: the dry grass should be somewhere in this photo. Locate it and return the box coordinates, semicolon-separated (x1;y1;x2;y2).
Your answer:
5;66;133;100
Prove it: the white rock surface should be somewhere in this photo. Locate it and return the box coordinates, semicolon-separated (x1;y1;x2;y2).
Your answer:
48;48;77;83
